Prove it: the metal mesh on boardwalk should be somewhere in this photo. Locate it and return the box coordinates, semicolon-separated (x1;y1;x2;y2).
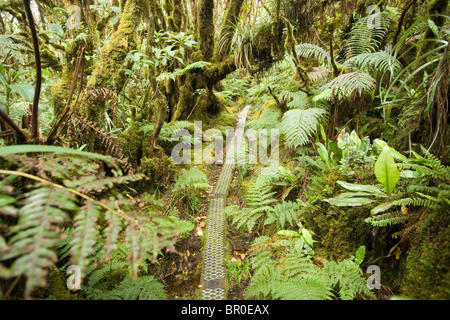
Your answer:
200;105;251;300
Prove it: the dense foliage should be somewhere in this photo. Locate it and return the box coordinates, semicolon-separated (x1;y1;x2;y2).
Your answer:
0;0;448;300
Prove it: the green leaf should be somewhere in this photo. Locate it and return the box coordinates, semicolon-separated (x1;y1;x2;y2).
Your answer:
0;194;16;206
301;229;314;247
9;83;34;102
336;181;385;197
324;197;376;207
0;145;117;168
354;246;365;265
427;19;439;38
277;230;301;238
370;201;393;215
374;146;400;195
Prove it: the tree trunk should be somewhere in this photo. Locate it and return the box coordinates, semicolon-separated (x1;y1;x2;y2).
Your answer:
82;0;144;121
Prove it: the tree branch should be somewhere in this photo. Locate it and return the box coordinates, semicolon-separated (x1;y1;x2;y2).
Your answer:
23;0;42;141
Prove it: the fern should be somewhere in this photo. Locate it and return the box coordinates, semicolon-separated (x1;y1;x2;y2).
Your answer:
226;178;275;232
307;66;332;83
264;200;301;229
1;186;74;298
111;275;167;300
343;12;390;59
173;168;211;192
271;274;333;300
365;210;409;227
322;259;375;300
0;152;190;298
245;236;374;300
70;202;101;273
345;51;402;75
295;43;331;65
281;108;327;148
315;71;377;102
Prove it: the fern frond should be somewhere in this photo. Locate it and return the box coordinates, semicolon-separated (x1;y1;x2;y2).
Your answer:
173;168;211;192
271;274;333;300
264;200;301;229
295;43;331;65
307;66;332;83
345;51;402;75
322;259;375;300
281;108;327;148
365;210;409;227
125;225;148;279
99;210;122;262
317;71;377;102
112;275;167;300
344;12;390;59
70;202;101;273
2;186;73;298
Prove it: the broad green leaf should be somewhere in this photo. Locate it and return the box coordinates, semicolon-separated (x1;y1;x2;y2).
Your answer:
323;197;376;207
370;201;393;215
9;83;35;102
336;181;385;197
301;228;314;247
50;23;64;36
277;230;301;238
355;246;366;265
375;146;400;195
373;139;407;161
399;170;423;178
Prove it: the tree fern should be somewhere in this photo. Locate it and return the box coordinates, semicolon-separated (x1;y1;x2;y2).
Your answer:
307;66;332;83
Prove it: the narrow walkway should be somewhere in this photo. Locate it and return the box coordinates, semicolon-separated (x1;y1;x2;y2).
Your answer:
200;105;251;300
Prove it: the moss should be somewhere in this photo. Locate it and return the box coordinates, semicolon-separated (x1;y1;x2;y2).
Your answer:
44;269;83;300
172;84;195;121
51;70;73;116
198;0;214;60
137;153;176;191
120;124;144;168
167;16;180;33
82;0;142;121
400;217;450;299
